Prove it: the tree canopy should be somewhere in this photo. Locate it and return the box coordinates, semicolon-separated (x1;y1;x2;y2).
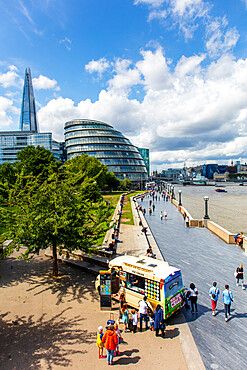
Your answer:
2;152;117;275
16;145;59;181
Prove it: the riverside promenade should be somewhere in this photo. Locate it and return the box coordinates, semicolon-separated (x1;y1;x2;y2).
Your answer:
140;194;247;370
0;193;189;370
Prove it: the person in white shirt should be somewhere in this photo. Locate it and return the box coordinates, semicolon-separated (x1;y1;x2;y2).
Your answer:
189;283;198;313
138;296;149;332
131;309;138;333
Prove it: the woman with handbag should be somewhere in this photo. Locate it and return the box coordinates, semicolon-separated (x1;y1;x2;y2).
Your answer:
154;304;165;337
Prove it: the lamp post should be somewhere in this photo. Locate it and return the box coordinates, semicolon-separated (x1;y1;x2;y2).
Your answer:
171;186;175;199
204;196;210;219
178;190;182;206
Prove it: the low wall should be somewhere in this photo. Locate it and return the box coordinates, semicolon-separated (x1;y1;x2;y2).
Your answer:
207;221;235;244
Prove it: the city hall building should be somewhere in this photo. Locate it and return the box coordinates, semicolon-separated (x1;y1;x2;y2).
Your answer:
64;119;148;183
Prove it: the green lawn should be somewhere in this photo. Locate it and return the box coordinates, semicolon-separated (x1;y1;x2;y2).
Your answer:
121;191;143;225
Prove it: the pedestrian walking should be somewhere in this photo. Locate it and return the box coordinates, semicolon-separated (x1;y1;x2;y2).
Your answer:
102;325;118;365
143;208;146;215
152;203;155;211
164;211;167;220
160;211;163;220
222;285;233;322
235;264;245;289
188;283;198;313
149;207;152;215
154;304;165;337
209;282;220;316
138;296;149;331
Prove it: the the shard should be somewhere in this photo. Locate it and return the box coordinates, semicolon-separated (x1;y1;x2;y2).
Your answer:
20;68;39;132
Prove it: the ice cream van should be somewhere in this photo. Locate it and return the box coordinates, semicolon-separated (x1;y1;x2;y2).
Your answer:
96;255;184;319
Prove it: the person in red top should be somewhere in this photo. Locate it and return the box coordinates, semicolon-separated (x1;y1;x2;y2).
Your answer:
102;325;118;365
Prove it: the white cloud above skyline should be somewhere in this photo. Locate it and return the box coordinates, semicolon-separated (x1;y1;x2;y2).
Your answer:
0;1;246;172
35;48;247;170
32;75;60;91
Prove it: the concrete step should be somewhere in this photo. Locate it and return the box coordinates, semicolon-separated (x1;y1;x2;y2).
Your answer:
60;249;109;268
45;249;104;276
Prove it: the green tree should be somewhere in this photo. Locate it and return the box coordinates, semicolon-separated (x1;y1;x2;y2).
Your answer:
8;171;112;276
121;178;132;190
0;162;17;185
64;154;119;190
16;146;58;182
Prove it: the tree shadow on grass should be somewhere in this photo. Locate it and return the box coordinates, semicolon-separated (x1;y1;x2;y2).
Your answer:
0;249;99;305
0;308;93;370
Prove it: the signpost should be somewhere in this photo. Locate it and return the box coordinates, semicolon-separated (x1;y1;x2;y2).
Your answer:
99;271;112;310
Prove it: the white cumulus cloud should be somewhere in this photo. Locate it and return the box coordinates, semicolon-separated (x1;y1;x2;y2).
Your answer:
85;57;110;76
0;96;19;128
32;75;60;91
37;48;247;169
0;66;22;88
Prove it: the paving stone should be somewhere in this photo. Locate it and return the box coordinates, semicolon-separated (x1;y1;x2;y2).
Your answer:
140;195;247;370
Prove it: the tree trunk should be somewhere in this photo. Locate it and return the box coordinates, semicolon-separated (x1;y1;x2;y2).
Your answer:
52;238;58;277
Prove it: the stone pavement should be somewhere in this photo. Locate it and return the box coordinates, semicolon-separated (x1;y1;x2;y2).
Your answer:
116;195;205;370
141;194;247;370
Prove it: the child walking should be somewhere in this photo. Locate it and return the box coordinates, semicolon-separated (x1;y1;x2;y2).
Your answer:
132;309;138;333
114;323;122;355
96;326;106;359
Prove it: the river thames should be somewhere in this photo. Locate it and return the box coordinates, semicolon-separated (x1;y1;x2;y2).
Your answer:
173;184;247;236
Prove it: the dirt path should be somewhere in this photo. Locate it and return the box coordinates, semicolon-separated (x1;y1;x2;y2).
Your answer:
0;249;187;369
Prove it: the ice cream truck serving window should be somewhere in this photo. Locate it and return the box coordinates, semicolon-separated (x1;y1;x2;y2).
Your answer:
126;273;161;301
165;272;183;299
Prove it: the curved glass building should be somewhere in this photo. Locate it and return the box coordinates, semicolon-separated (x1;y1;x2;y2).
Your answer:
64;119;148;182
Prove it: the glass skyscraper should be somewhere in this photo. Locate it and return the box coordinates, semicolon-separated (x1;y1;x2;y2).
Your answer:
137;147;150;176
65;119;148;183
0;68;65;164
20;68;39;133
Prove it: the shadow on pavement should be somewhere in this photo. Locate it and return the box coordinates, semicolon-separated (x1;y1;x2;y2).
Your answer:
0;251;99;305
0;308;92;370
114;348;140;365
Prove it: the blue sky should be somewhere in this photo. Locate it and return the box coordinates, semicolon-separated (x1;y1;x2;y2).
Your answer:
0;0;247;170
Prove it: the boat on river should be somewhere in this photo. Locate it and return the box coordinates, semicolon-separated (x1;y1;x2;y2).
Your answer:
215;188;227;193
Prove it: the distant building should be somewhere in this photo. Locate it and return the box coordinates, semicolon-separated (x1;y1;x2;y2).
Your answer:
237;164;247;173
202;164;227;179
137;147;150;176
226;165;237;174
20;68;39;132
64;119;148;183
0;68;65;164
214;172;229;181
161;168;182;181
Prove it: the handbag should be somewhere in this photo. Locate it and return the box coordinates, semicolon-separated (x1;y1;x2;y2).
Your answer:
234;270;238;278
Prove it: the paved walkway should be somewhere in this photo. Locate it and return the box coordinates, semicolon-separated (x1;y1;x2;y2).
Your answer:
141;195;247;370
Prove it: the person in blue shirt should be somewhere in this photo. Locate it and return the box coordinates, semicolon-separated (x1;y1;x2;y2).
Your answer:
209;282;220;316
222;285;233;322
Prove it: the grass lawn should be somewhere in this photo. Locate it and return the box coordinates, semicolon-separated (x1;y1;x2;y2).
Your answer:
121;191;143;225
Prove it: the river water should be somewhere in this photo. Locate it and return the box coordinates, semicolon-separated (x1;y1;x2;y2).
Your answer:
173;184;247;236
